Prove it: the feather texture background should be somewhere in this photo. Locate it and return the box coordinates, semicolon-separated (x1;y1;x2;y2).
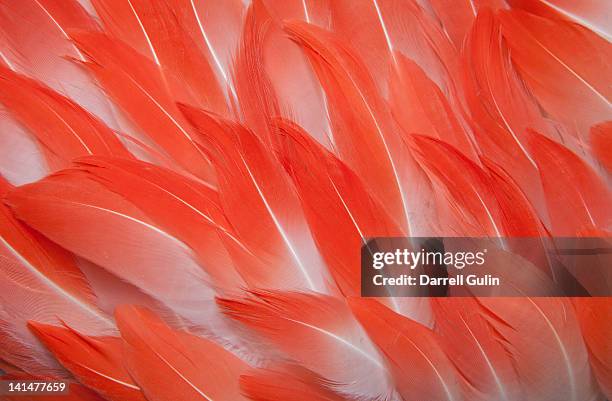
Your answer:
0;0;610;400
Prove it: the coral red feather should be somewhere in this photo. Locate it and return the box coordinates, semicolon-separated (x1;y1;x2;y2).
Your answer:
219;290;395;399
28;322;145;401
499;10;612;135
0;66;132;170
349;298;461;401
115;305;249;401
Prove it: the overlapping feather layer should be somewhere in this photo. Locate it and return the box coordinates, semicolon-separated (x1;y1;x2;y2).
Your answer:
0;0;610;400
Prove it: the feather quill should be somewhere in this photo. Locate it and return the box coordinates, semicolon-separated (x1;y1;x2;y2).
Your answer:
89;0;227;115
407;134;504;237
181;105;329;293
477;297;601;401
276;119;431;321
171;0;244;103
28;322;146;401
329;0;457;91
116;305;249;401
219;290;396;400
274;120;403;291
432;298;522;401
460;9;552;216
284;21;410;231
508;0;612;42
528;131;611;236
389;54;477;161
349;298;462;401
0;66;132;170
427;0;506;48
72;156;246;293
0;0;124;129
251;0;332;146
499;10;612;135
0;177;114;376
6;171;218;327
69;31;215;181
